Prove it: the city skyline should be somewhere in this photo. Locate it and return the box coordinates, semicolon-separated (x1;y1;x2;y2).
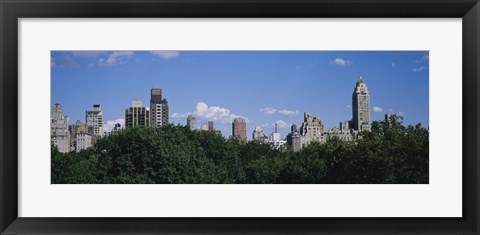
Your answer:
51;51;429;139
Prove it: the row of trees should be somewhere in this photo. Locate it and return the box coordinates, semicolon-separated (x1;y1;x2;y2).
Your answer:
52;116;429;184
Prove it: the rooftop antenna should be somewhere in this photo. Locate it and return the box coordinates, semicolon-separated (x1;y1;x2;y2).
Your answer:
275;123;278;133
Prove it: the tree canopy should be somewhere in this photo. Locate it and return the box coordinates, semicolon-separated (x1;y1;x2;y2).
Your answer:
52;116;428;184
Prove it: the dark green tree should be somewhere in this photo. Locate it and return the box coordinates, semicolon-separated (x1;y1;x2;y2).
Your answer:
51;117;428;184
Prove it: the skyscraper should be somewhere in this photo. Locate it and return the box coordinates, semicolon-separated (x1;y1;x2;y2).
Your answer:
69;120;94;152
286;124;300;147
299;112;324;137
208;121;214;131
76;133;93;152
352;76;371;131
291;124;298;133
125;100;151;128
51;103;70;153
86;104;104;137
339;121;350;131
295;112;325;149
232;118;247;143
150;88;169;128
187;115;196;130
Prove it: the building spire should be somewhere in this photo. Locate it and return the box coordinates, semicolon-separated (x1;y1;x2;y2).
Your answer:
357;75;364;84
352;75;370;131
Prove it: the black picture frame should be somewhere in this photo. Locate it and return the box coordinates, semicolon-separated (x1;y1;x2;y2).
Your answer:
1;0;479;234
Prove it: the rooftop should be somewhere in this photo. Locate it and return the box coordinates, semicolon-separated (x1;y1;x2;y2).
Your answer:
357;76;365;84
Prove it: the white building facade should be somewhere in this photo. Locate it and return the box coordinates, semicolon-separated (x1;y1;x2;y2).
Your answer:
86;104;104;137
51;103;70;153
76;133;93;152
268;125;287;150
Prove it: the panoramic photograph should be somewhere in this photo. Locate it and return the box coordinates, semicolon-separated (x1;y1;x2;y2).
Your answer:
51;51;429;184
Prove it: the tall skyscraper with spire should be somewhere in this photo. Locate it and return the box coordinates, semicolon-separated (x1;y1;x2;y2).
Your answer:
352;76;371;131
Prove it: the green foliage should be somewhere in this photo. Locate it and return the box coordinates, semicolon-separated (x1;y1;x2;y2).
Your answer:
52;117;429;184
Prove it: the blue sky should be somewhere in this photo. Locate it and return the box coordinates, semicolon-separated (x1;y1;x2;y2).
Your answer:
51;51;429;139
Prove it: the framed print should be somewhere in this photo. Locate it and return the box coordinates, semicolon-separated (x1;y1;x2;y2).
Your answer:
1;0;479;234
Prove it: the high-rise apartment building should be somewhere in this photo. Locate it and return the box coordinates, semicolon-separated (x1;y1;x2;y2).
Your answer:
299;112;324;137
86;104;104;137
252;126;267;143
69;120;94;152
69;120;90;136
76;133;93;152
340;121;350;131
232;118;247;143
208;121;214;131
291;124;298;133
125;100;151;128
286;124;300;147
352;76;371;131
187;115;196;130
285;77;371;151
51;103;70;153
150;88;169;128
290;112;326;150
323;127;355;142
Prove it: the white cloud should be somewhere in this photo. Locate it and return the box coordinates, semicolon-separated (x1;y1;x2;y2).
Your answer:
372;106;383;112
99;51;134;66
51;56;77;68
415;54;429;63
150;51;180;60
103;118;125;133
278;109;299;116
261;120;290;129
412;66;425;72
172;112;190;119
275;120;289;129
72;51;105;57
259;107;277;115
259;108;299;116
190;102;246;124
330;58;353;66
